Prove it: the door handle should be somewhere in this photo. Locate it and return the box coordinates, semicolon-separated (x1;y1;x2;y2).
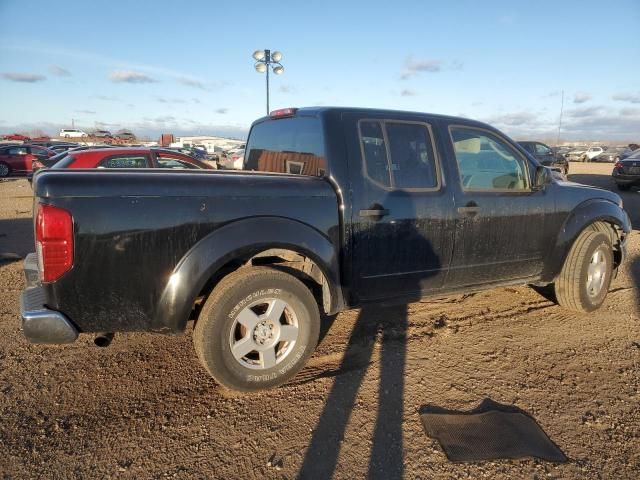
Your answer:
359;208;389;218
457;202;480;216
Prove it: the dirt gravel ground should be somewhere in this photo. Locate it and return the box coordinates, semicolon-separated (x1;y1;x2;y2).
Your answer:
0;163;638;479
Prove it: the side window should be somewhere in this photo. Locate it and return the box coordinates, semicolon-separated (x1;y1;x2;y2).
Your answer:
451;127;529;191
535;143;550;155
8;147;27;155
156;156;198;169
359;120;390;187
358;120;439;190
386;122;438;189
520;143;535;154
99;155;148;168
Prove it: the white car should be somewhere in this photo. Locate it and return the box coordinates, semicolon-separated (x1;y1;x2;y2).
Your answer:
59;129;88;138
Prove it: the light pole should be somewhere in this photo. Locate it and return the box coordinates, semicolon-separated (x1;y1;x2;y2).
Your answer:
253;49;284;114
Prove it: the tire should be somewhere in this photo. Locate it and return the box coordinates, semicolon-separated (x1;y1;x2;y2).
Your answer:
554;230;613;312
0;162;10;178
193;266;320;392
64;134;70;138
617;184;631;191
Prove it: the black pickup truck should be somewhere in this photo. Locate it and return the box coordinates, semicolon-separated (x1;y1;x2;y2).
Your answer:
21;107;630;391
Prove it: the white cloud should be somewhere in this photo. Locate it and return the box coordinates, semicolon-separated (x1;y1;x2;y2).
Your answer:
612;92;640;104
400;89;418;97
177;76;207;90
573;92;591;104
49;65;71;77
2;72;46;83
109;70;158;84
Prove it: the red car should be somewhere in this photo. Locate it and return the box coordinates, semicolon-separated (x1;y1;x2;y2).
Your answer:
2;133;30;141
0;144;54;177
50;147;215;171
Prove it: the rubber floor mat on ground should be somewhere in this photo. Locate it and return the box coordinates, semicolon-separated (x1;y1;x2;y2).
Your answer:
419;399;567;463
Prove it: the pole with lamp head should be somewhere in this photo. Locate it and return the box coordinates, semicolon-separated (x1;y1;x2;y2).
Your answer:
253;49;284;114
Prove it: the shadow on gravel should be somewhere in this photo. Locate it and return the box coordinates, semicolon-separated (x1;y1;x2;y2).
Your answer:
298;305;408;479
0;217;33;260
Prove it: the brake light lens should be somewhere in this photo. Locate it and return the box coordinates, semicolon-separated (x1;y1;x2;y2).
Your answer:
269;107;297;119
614;161;623;170
35;204;74;282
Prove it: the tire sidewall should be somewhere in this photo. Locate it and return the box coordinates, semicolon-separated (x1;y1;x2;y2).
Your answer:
577;234;613;311
199;272;319;391
0;162;9;177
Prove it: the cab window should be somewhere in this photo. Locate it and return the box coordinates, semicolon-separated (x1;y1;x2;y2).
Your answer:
451;127;529;191
535;143;550;155
245;117;326;176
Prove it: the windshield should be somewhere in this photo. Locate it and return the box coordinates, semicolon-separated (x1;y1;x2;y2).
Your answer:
627;149;640;159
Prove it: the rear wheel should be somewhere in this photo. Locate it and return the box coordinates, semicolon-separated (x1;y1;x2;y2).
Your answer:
554;230;613;312
193;266;320;392
0;162;9;177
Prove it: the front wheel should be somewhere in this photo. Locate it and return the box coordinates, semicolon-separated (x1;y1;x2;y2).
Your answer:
554;230;613;312
193;266;320;392
0;162;10;177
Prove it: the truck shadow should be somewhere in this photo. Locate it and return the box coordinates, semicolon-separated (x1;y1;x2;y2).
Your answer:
298;190;437;479
0;217;33;262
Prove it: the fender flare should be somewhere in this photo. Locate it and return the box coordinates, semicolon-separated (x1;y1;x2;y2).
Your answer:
152;216;343;332
541;198;631;282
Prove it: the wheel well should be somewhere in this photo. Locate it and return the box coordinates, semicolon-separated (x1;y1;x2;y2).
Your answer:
589;221;625;267
193;248;332;321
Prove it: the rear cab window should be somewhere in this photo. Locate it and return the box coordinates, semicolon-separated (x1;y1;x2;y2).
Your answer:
358;119;440;190
245;116;327;176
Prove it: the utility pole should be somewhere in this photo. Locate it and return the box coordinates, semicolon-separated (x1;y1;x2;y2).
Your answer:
556;90;564;146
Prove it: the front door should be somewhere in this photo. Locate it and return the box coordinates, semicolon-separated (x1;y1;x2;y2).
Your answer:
346;114;457;302
444;125;554;288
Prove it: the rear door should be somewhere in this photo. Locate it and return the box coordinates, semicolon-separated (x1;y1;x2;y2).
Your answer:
6;146;31;172
345;113;456;302
444;124;554;287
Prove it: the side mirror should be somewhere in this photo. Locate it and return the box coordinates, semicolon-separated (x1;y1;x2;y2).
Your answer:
533;165;550;189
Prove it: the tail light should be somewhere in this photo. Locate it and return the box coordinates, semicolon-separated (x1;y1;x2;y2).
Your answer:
269;107;297;119
32;159;45;170
35;204;74;282
614;161;623;170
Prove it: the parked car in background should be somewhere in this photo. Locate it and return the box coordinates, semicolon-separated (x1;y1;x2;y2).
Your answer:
49;147;214;171
2;133;30;141
612;149;640;190
0;144;54;176
517;141;569;175
619;144;639;161
92;130;112;138
592;146;631;163
565;146;589;162
59;129;88;138
219;148;245;169
48;143;80;153
31;145;117;176
568;146;606;162
114;131;136;141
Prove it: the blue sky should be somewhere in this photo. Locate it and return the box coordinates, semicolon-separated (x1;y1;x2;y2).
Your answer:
1;0;639;141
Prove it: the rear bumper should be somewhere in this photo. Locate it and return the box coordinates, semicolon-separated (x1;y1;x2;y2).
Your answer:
20;253;78;344
612;172;640;185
